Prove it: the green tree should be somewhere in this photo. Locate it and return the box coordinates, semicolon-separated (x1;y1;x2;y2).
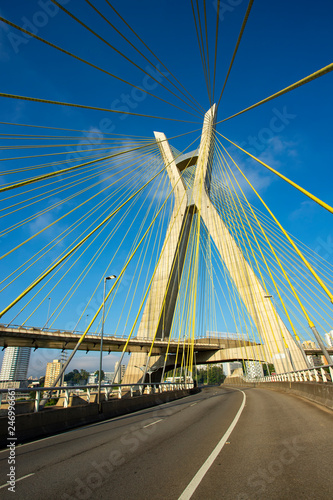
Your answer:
64;369;89;385
94;370;105;382
79;369;89;384
196;368;207;385
263;363;275;376
208;365;225;385
196;365;225;385
64;369;79;384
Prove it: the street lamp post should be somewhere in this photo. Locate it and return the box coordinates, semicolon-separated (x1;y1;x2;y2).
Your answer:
135;365;159;391
264;294;290;373
97;275;116;407
45;297;51;329
264;294;312;371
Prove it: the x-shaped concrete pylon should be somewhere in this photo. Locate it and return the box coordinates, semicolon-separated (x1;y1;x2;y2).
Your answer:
123;105;306;384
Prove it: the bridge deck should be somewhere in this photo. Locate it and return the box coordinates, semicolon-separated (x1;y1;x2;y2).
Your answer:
1;325;329;362
0;325;220;354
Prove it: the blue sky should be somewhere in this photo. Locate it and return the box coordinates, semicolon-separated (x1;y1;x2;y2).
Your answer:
0;0;332;376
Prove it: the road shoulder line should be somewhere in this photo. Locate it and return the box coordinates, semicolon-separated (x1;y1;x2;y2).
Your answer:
178;388;246;500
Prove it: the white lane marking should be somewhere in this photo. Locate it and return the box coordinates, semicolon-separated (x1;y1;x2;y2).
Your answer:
190;403;197;406
0;473;35;490
0;392;202;453
143;419;163;428
178;389;246;500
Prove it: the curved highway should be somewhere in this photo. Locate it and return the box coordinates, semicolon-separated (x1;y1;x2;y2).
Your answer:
0;386;332;499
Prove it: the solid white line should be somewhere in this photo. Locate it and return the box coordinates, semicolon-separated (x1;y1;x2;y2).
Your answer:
143;419;163;428
190;403;197;406
0;391;202;453
178;389;246;500
0;473;35;490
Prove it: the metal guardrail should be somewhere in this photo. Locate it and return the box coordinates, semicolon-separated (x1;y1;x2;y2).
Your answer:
246;363;333;384
0;382;194;412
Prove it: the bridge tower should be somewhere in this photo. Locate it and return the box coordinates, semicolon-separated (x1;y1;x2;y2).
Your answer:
122;105;306;384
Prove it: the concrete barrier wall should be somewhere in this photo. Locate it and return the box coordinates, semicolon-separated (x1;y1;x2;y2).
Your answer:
0;400;35;416
0;388;199;448
224;377;333;410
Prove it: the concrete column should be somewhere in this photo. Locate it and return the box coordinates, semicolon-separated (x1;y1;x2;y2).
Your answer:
123;104;306;383
122;133;193;384
192;106;305;373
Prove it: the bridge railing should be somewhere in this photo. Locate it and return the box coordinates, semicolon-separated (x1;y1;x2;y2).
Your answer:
0;381;194;412
250;363;333;384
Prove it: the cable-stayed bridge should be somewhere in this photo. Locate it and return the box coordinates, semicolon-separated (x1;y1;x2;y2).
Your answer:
0;1;332;498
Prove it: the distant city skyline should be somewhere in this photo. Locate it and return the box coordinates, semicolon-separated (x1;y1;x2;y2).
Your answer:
0;346;31;384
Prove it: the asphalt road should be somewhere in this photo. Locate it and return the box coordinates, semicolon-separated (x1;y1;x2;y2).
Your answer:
0;386;332;500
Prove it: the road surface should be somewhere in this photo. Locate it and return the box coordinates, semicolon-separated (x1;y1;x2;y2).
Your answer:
0;386;332;499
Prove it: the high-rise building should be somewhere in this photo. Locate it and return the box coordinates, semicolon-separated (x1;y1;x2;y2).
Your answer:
88;372;97;385
325;331;333;347
104;371;114;382
45;359;62;387
245;360;264;379
223;361;242;377
0;347;31;386
114;362;126;383
324;331;333;363
302;341;325;367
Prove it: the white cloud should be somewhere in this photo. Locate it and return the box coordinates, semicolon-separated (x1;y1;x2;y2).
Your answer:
289;200;316;221
218;135;300;200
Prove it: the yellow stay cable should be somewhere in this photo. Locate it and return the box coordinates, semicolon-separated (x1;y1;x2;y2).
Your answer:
215;144;299;346
217;62;333;124
0;142;158;193
216;141;310;337
261;252;333;332
141;150;201;371
0;148;157;246
217;136;333;303
0;92;200;125
219;133;333;214
107;173;170;336
50;166;161;329
0;141;132;151
0;157;127;217
205;147;259;358
217;0;254;108
0;144;126;164
200;228;231;336
0;120;201;142
104;0;205;114
0;144;155;205
108;172;194;381
212;0;221;100
0;149;119;179
248;220;333;309
214;155;277;363
0;173;132;290
0;164;166;319
219;142;330;334
243;202;333;285
216;148;288;358
191;0;211;106
83;0;202;116
0;17;199;119
32;168;164;329
50;0;201;114
42;139;200;380
203;0;212;105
